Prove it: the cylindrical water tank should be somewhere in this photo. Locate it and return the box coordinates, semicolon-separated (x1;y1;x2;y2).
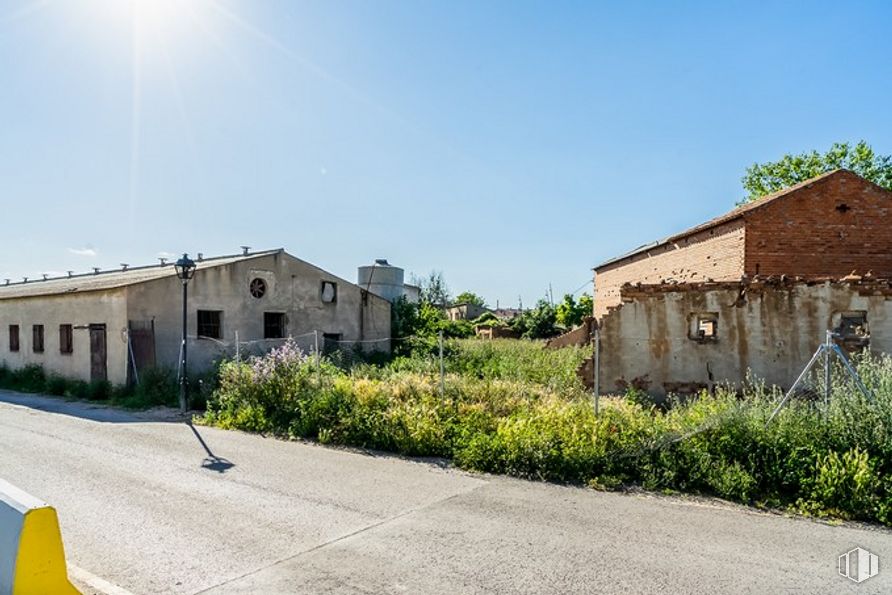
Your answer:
357;259;405;303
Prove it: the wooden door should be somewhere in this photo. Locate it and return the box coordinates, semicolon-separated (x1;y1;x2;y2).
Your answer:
89;324;107;382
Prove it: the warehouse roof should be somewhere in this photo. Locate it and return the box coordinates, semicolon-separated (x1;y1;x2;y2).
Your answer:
0;249;283;300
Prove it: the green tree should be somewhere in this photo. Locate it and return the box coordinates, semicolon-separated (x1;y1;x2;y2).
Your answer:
578;294;593;318
512;299;558;339
555;293;593;329
454;291;486;307
740;140;892;204
414;271;451;306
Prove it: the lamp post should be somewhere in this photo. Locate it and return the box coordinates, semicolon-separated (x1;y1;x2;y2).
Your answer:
174;253;196;412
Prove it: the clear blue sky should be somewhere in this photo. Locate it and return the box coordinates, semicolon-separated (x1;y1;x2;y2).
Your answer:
2;0;891;308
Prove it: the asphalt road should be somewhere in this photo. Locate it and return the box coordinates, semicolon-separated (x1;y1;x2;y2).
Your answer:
1;390;891;594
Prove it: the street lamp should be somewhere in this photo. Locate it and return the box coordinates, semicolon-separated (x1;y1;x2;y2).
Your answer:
174;253;196;412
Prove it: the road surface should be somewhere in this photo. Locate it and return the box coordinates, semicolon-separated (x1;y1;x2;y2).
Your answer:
1;389;890;594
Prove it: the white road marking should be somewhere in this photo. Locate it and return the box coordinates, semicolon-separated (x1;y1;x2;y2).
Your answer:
68;564;136;595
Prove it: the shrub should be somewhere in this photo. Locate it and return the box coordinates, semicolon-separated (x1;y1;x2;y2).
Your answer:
200;345;892;526
86;380;112;401
45;375;68;396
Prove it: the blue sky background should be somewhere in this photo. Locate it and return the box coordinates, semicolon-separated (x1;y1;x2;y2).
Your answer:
1;0;891;308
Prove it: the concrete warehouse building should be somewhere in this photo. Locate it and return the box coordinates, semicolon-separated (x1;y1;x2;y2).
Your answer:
584;170;892;396
0;249;391;385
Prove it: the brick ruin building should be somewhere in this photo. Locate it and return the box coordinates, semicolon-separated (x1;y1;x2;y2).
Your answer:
586;169;892;396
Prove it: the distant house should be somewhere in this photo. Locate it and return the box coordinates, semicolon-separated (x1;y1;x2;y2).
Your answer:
491;308;521;320
0;249;391;385
445;302;490;321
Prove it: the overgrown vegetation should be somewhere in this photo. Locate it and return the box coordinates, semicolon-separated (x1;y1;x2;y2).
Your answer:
202;338;892;526
0;362;192;409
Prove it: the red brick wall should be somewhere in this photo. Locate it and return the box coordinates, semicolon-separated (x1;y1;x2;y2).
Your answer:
594;219;746;317
744;171;892;277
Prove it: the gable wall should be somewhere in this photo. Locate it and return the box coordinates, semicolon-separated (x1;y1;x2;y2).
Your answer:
745;171;892;277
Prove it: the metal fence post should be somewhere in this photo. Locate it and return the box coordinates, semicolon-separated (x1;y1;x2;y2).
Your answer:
823;329;832;410
438;330;445;398
314;330;321;387
593;325;600;416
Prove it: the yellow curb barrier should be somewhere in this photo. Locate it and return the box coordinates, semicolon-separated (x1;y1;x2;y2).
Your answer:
0;479;79;595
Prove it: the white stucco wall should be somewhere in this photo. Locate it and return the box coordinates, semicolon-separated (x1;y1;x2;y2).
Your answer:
126;252;392;371
0;290;129;384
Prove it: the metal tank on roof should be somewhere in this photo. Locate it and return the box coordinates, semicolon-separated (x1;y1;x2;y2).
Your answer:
357;259;407;303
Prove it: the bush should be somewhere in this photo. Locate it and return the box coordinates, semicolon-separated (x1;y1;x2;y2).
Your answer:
199;345;892;527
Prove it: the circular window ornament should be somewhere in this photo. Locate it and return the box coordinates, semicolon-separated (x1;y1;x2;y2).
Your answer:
249;278;267;298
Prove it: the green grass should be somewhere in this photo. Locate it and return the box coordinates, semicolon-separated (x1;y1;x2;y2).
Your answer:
201;339;892;525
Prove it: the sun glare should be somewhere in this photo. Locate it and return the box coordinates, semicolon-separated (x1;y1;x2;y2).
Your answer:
129;0;190;29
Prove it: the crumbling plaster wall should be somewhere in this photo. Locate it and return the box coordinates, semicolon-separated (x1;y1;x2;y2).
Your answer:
598;280;892;397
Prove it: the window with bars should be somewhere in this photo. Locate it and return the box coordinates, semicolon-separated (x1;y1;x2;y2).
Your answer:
197;310;223;340
264;312;287;339
60;324;73;354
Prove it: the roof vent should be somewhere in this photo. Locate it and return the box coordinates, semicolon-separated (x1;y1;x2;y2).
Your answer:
93;267;100;275
374;259;389;266
121;263;129;271
159;258;168;266
197;253;204;262
241;246;251;256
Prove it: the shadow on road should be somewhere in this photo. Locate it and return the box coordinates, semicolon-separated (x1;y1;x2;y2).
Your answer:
188;422;235;473
0;390;186;424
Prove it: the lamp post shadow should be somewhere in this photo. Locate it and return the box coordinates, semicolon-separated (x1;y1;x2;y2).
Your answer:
187;421;235;473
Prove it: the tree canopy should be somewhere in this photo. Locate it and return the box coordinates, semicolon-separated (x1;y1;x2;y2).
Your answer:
454;291;486;307
740;140;892;204
555;293;593;329
414;270;451;306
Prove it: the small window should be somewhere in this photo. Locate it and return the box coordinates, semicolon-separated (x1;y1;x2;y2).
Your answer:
838;312;868;338
59;324;73;354
689;313;718;342
9;325;19;352
322;332;342;354
32;324;44;353
249;278;267;299
264;312;287;339
197;310;223;340
321;281;337;303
